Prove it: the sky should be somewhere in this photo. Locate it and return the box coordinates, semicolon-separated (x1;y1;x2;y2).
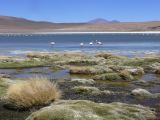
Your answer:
0;0;160;23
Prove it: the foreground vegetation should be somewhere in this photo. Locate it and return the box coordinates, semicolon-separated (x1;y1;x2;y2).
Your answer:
26;100;156;120
3;77;61;110
0;52;160;120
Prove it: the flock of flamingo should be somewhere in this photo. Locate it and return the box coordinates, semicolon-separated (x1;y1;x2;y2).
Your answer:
50;40;102;47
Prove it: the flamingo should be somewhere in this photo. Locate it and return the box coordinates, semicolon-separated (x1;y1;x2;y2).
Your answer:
50;42;55;45
80;42;84;47
89;42;93;45
97;41;102;45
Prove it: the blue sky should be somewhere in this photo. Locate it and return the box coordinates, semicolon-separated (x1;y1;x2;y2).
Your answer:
0;0;159;23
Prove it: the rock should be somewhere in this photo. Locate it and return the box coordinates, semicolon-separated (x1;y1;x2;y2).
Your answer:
72;86;101;94
26;100;156;120
131;88;152;98
71;78;95;84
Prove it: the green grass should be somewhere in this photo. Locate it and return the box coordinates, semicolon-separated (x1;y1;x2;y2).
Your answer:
93;73;122;81
0;85;6;96
0;60;46;69
26;100;156;120
93;72;134;81
123;58;160;67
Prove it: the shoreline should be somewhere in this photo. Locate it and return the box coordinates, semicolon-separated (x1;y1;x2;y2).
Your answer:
1;50;160;58
0;31;160;35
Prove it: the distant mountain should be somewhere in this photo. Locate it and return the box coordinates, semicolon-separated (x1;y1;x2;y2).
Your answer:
0;16;55;26
0;16;85;33
0;16;32;22
88;18;120;24
0;15;160;33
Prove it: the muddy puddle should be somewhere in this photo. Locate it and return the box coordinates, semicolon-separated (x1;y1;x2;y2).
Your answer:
0;67;70;80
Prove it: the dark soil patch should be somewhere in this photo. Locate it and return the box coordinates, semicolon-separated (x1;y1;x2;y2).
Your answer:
0;101;30;120
58;80;160;120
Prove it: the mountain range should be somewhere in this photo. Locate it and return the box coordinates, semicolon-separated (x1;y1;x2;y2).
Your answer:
88;18;120;24
0;16;160;33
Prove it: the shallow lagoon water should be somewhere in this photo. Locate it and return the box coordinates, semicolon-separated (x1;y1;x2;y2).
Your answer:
0;33;160;56
0;67;70;80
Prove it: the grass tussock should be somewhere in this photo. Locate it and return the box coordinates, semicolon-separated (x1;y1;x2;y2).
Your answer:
93;72;134;81
67;65;112;75
4;77;61;109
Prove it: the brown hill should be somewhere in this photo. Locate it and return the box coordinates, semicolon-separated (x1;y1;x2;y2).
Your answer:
0;16;86;33
0;16;160;33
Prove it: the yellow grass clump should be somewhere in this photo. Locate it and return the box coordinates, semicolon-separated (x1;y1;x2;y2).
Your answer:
5;77;61;109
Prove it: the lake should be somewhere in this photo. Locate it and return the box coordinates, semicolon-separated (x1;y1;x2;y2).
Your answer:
0;33;160;56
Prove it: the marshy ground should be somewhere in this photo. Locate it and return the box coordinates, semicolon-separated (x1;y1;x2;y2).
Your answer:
0;52;160;120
